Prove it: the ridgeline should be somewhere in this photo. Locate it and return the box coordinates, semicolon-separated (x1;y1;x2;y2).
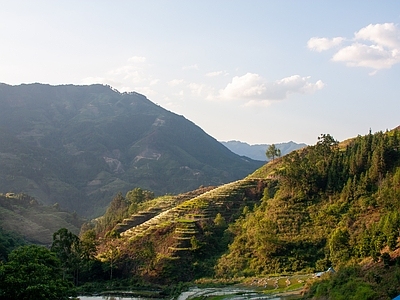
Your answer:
0;83;263;217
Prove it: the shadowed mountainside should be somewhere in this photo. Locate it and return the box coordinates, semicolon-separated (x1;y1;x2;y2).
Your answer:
0;83;263;217
0;193;83;245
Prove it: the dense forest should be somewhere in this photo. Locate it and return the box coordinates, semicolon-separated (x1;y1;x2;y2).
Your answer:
1;128;400;299
218;130;400;277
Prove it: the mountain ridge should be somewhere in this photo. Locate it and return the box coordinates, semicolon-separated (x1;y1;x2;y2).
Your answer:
0;83;263;217
221;140;306;161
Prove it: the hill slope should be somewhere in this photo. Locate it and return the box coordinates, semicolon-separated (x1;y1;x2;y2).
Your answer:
0;83;263;217
0;193;83;245
92;128;400;298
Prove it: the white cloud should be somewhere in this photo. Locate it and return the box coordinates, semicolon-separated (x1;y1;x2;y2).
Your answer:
150;79;159;85
213;73;324;105
168;79;185;86
188;83;205;96
307;37;344;52
332;43;399;69
81;56;159;93
134;86;158;97
128;56;147;63
218;73;265;99
309;23;400;72
182;64;199;70
206;70;229;77
355;23;400;49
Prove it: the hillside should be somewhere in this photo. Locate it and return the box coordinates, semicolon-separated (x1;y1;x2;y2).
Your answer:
0;83;263;217
90;128;400;298
91;177;269;283
221;140;306;161
0;193;83;245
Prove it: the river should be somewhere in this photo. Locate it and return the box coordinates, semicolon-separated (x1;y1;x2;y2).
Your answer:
78;286;302;300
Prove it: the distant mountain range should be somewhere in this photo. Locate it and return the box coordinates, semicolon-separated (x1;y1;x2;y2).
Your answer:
221;140;306;161
0;83;263;217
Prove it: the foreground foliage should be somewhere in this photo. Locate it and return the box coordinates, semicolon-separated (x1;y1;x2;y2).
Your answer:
304;259;400;300
0;245;73;299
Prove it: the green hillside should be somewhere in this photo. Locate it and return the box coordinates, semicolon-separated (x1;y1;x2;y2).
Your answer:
0;83;262;217
88;128;400;298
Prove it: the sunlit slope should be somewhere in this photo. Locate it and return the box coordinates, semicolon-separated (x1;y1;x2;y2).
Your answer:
117;178;267;239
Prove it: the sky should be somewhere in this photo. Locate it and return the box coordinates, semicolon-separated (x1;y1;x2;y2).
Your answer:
1;1;400;145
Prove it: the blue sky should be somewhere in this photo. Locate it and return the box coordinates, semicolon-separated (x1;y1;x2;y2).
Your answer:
1;1;400;145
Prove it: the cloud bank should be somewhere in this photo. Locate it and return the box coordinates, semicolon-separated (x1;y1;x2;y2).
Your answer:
82;57;324;108
213;73;324;106
308;23;400;72
307;37;344;52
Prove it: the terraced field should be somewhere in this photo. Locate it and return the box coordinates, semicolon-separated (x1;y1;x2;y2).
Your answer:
117;178;268;244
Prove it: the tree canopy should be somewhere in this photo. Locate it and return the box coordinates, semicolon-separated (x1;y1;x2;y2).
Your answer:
265;144;281;161
0;245;72;300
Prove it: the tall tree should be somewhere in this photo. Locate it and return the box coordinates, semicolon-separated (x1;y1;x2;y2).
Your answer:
51;228;81;285
266;144;281;161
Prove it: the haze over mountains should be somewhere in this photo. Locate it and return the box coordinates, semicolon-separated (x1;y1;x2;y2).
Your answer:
221;140;306;161
0;83;263;217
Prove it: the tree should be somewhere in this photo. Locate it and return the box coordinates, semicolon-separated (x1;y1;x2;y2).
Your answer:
98;239;121;280
214;213;226;227
0;245;72;299
328;228;350;264
80;229;98;261
51;228;81;284
266;144;281;161
126;188;154;214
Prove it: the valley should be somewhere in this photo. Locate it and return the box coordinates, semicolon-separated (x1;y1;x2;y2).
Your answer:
0;84;400;299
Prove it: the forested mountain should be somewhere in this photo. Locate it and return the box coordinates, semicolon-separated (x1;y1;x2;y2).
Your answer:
221;140;306;161
1;126;399;298
87;127;400;298
0;83;263;217
1;83;400;298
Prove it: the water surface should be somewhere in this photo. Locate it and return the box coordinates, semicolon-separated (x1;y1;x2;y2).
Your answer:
79;286;301;300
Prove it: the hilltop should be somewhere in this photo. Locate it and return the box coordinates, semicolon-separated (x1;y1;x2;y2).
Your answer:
0;83;263;217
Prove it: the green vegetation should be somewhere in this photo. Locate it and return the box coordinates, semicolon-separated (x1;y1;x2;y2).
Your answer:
266;143;281;161
0;245;73;299
221;130;400;298
80;129;400;297
0;227;26;261
1;127;400;298
90;178;267;285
